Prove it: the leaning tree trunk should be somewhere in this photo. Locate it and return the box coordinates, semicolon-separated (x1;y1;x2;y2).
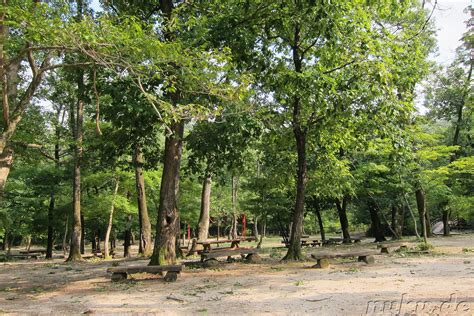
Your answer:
368;197;386;242
415;188;428;243
104;179;119;259
335;197;351;243
197;174;212;241
67;99;84;262
0;148;13;197
149;121;184;266
134;145;152;256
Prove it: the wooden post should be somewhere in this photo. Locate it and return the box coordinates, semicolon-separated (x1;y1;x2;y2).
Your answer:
242;214;247;238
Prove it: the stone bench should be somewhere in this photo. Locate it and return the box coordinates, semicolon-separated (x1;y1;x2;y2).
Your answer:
107;265;183;282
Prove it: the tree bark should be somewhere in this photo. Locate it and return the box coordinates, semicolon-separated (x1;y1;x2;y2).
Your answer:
415;188;428;243
335;197;351;243
149;121;184;265
368;197;386;242
198;174;212;241
104;179;119;259
134;145;152;256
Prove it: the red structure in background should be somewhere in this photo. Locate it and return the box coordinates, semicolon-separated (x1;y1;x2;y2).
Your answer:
187;223;191;240
242;214;247;237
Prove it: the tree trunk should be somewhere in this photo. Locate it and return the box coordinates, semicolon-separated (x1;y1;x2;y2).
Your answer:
46;192;55;259
198;174;212;241
415;188;428;243
62;216;69;257
335;197;351;243
252;216;260;242
391;204;401;240
104;179;119;259
442;209;450;236
124;215;132;258
134;145;152;256
0;148;13;196
230;174;239;239
67;97;84;262
368;197;386;242
313;199;326;243
149;121;184;266
80;214;85;254
404;193;420;238
283;23;307;261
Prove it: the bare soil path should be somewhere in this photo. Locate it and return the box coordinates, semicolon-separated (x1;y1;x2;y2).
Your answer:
1;234;473;315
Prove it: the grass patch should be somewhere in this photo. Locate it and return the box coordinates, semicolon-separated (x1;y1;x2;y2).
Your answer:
462;248;474;253
295;280;304;286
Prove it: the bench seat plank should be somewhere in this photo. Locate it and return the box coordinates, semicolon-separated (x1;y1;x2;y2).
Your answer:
311;250;379;259
107;265;183;274
202;248;259;260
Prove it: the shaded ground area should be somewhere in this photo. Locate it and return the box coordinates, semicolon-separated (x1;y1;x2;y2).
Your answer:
0;234;473;315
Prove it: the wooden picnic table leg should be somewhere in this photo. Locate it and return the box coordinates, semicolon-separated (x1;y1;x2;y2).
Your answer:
111;272;127;282
312;258;330;269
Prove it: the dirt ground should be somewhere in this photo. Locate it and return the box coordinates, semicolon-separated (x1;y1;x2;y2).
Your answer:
1;234;473;315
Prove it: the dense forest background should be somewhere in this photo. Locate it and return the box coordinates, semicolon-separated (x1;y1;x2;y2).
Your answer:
0;0;472;263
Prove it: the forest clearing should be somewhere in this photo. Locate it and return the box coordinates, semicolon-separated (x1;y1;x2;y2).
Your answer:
1;0;473;315
1;235;474;314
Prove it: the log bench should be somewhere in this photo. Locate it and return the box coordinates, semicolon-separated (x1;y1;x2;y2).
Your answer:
376;241;409;253
281;239;321;248
6;253;42;260
201;248;261;266
107;265;183;282
310;249;380;268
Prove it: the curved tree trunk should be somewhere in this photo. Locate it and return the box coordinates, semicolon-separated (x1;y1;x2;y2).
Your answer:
230;175;239;239
149;121;184;266
335;197;351;243
415;188;428;243
198;174;212;241
104;179;119;259
134;145;152;256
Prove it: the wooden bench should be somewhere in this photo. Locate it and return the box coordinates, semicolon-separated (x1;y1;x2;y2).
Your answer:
376;241;409;253
201;248;261;265
107;265;183;282
310;249;380;268
282;238;321;248
19;249;47;254
6;253;42;260
323;237;361;245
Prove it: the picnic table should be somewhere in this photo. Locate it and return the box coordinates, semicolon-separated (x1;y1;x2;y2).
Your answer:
281;237;321;248
19;249;47;254
323;237;361;245
197;237;261;266
188;237;256;255
310;249;380;268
